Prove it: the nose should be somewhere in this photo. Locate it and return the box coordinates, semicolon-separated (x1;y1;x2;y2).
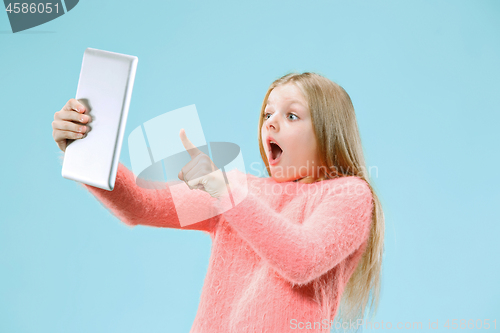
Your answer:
266;113;279;132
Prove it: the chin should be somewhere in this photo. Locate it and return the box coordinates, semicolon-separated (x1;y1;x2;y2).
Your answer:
268;162;301;182
270;172;297;183
271;176;288;183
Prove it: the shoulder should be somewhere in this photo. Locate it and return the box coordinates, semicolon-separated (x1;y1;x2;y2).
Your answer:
319;176;373;208
322;175;371;194
316;178;374;235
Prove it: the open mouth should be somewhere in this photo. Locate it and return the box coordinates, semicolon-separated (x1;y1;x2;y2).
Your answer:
267;138;283;164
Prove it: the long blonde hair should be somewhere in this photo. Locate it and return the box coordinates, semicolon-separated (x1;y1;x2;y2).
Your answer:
257;72;385;324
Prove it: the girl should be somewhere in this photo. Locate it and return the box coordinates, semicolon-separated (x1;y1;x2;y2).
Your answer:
52;72;384;332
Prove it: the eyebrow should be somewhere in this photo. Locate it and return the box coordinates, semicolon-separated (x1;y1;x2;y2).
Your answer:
266;101;306;108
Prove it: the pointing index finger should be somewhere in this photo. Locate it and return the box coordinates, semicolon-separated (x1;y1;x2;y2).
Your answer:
179;128;201;159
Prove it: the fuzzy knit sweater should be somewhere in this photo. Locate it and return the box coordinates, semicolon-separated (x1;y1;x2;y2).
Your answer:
82;162;374;333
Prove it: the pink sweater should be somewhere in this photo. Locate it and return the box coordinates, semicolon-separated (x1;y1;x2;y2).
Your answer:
82;163;373;332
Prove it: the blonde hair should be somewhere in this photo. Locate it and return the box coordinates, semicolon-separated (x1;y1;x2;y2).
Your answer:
257;72;385;324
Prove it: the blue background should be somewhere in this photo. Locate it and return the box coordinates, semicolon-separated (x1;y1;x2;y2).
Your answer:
1;0;499;332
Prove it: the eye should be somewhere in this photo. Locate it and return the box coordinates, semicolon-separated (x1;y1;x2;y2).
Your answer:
263;112;298;121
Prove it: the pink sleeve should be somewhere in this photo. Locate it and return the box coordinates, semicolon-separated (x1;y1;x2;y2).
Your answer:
214;177;374;285
81;162;220;233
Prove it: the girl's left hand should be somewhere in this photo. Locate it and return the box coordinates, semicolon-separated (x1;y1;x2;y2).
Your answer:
177;128;229;199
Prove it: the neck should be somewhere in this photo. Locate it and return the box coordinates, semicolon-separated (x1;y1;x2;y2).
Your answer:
294;176;315;184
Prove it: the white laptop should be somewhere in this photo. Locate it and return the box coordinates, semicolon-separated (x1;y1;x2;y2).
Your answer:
62;47;138;191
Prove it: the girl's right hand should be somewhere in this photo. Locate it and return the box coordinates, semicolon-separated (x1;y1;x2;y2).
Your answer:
52;98;92;152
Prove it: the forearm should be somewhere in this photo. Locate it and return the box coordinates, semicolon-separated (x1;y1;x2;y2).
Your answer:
81;162;219;232
214;177;373;285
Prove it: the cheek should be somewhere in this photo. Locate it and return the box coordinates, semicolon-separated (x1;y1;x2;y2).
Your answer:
290;134;316;161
